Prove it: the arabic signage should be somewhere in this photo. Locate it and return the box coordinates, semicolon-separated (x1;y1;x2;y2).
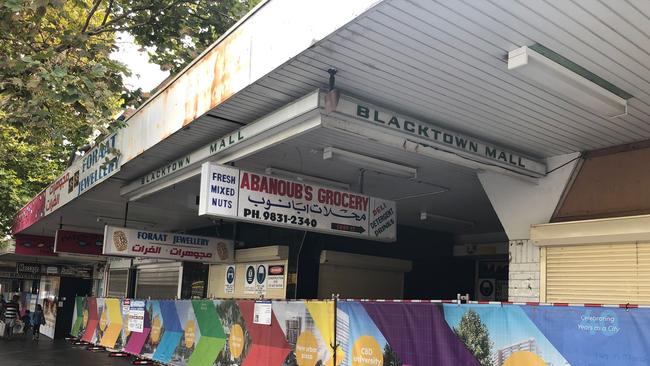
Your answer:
10;191;45;234
45;133;120;215
331;95;547;177
11;133;122;235
55;230;104;256
199;163;397;241
102;225;234;264
14;235;56;257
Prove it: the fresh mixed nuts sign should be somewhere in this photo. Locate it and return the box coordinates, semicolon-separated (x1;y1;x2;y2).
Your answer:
102;225;234;264
331;95;547;177
199;162;397;241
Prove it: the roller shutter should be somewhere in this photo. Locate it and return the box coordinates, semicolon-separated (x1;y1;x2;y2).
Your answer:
135;263;180;299
106;269;129;298
545;242;650;304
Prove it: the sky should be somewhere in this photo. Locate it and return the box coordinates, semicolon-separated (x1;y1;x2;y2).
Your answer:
110;32;170;92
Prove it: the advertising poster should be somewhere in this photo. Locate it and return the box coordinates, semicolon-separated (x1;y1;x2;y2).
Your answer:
224;265;236;294
199;163;397;241
103;225;233;264
55;230;104;256
38;276;60;339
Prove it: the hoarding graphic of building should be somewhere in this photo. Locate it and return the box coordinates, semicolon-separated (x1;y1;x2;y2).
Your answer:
492;338;548;366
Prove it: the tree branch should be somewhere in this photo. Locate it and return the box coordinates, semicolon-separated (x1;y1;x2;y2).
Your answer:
100;0;114;27
81;0;103;33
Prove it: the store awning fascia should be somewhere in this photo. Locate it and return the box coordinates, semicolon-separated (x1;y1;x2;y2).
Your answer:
120;90;322;201
531;214;650;246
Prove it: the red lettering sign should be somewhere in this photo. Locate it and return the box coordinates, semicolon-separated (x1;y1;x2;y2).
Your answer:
11;192;46;234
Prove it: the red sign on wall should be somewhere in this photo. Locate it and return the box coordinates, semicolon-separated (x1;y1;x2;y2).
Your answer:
14;235;56;257
54;230;104;256
11;192;46;235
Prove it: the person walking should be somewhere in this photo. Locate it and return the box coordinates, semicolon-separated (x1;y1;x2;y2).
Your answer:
3;295;20;339
31;305;45;341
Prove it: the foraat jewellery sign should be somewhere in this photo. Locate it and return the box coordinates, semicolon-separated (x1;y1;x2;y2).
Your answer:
329;95;547;178
199;163;397;241
102;225;234;264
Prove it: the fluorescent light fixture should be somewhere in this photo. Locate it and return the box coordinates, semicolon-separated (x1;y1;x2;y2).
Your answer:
96;216;156;228
420;212;475;228
508;46;627;118
323;147;418;179
265;167;351;190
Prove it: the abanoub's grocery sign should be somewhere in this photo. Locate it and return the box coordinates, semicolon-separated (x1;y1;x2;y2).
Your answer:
199;163;397;241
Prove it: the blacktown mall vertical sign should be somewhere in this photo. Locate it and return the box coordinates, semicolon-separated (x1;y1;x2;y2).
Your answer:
199;163;397;241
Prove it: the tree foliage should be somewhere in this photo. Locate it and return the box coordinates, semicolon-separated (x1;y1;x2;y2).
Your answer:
0;0;258;236
454;310;494;366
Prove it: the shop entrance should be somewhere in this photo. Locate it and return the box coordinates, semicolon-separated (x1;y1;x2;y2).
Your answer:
54;277;92;339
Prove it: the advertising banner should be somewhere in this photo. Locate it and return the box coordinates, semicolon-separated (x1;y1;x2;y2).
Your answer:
55;230;104;256
74;297;650;366
103;225;234;264
14;234;56;257
39;276;60;339
199;163;397;241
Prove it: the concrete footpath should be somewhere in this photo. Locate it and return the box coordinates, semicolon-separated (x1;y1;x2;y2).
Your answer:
0;336;133;366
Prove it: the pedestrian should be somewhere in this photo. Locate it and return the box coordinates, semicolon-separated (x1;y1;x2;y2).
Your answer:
3;295;20;339
31;304;45;341
21;309;31;337
0;294;5;319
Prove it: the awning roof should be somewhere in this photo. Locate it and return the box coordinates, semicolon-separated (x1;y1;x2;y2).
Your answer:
13;0;650;237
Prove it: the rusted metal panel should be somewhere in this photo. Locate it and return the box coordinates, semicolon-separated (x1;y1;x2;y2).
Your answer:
119;0;381;162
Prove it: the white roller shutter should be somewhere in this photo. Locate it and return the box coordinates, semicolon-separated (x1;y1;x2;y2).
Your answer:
544;242;650;304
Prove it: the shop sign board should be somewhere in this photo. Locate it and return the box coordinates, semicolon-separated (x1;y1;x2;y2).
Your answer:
224;265;236;294
199;163;397;241
11;191;45;234
331;95;547;177
54;230;104;256
102;225;234;264
17;262;41;275
45;133;121;215
14;235;56;257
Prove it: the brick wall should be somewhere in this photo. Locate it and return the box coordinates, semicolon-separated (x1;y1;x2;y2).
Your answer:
508;240;540;302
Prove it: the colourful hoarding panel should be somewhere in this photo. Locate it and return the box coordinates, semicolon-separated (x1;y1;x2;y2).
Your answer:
14;234;56;257
74;297;650;366
55;230;104;256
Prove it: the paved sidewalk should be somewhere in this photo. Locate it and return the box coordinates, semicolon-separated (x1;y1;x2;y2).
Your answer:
0;336;133;366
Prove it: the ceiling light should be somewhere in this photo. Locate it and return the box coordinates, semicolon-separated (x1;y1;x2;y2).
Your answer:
420;212;475;228
96;216;156;228
508;46;627;118
323;147;417;179
265;167;351;190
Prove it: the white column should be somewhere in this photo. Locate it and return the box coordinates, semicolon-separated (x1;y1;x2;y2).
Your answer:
478;153;580;302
